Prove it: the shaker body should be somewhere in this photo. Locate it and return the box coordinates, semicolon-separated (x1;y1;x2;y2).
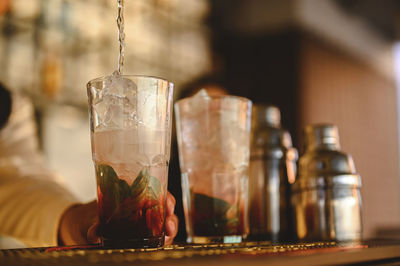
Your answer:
292;183;362;241
249;152;292;241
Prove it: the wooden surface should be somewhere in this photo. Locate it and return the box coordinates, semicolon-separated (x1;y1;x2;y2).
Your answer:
1;240;400;266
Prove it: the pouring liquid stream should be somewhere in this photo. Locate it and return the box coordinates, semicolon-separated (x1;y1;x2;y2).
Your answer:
117;0;125;75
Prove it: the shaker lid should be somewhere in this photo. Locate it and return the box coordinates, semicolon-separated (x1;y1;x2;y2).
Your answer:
251;104;295;151
304;124;340;151
253;104;281;128
295;123;361;191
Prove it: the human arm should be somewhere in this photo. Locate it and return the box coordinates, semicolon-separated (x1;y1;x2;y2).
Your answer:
0;93;78;247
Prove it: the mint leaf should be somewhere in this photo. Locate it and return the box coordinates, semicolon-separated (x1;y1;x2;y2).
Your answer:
96;163;125;203
130;169;148;198
96;164;163;225
118;177;132;199
191;192;239;236
96;163;134;222
193;192;231;217
148;172;162;201
131;169;162;202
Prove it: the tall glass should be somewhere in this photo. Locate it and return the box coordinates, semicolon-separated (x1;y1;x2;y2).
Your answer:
175;91;252;244
87;75;173;248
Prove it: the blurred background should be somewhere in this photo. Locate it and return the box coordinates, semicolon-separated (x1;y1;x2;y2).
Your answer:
1;0;400;240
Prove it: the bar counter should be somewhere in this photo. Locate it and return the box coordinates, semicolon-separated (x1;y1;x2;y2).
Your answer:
2;240;400;265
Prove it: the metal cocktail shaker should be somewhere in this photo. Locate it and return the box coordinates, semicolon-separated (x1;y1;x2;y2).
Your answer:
248;105;297;242
292;124;362;242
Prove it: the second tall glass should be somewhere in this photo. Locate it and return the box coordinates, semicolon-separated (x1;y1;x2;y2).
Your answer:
175;91;252;244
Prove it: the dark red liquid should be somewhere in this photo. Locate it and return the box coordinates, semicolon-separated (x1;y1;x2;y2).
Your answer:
95;164;165;248
98;186;165;247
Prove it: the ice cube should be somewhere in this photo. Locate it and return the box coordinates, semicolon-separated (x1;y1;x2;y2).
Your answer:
89;83;103;105
181;119;200;149
151;154;167;165
102;71;137;101
95;71;138;129
93;100;107;127
194;89;210;100
188;89;210;115
212;163;238;204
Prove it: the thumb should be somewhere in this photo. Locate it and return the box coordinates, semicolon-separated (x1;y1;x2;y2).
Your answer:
87;223;101;244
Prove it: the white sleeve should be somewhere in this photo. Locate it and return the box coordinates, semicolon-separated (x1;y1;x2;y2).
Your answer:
0;94;78;247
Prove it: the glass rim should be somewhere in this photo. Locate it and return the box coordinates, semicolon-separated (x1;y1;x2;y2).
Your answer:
175;93;252;107
87;74;173;87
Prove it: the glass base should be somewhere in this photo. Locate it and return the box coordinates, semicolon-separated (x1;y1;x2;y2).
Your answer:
247;233;278;242
187;235;243;244
102;234;164;249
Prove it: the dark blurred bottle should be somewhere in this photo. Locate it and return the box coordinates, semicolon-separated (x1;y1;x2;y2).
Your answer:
248;105;297;242
291;124;362;241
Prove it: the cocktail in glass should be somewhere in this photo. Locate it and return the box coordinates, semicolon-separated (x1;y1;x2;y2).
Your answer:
175;90;252;244
87;73;173;248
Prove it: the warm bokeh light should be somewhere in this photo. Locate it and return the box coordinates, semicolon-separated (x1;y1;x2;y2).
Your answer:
0;0;211;201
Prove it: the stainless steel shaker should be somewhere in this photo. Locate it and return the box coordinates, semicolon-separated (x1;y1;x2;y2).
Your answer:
292;124;362;242
248;105;297;241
